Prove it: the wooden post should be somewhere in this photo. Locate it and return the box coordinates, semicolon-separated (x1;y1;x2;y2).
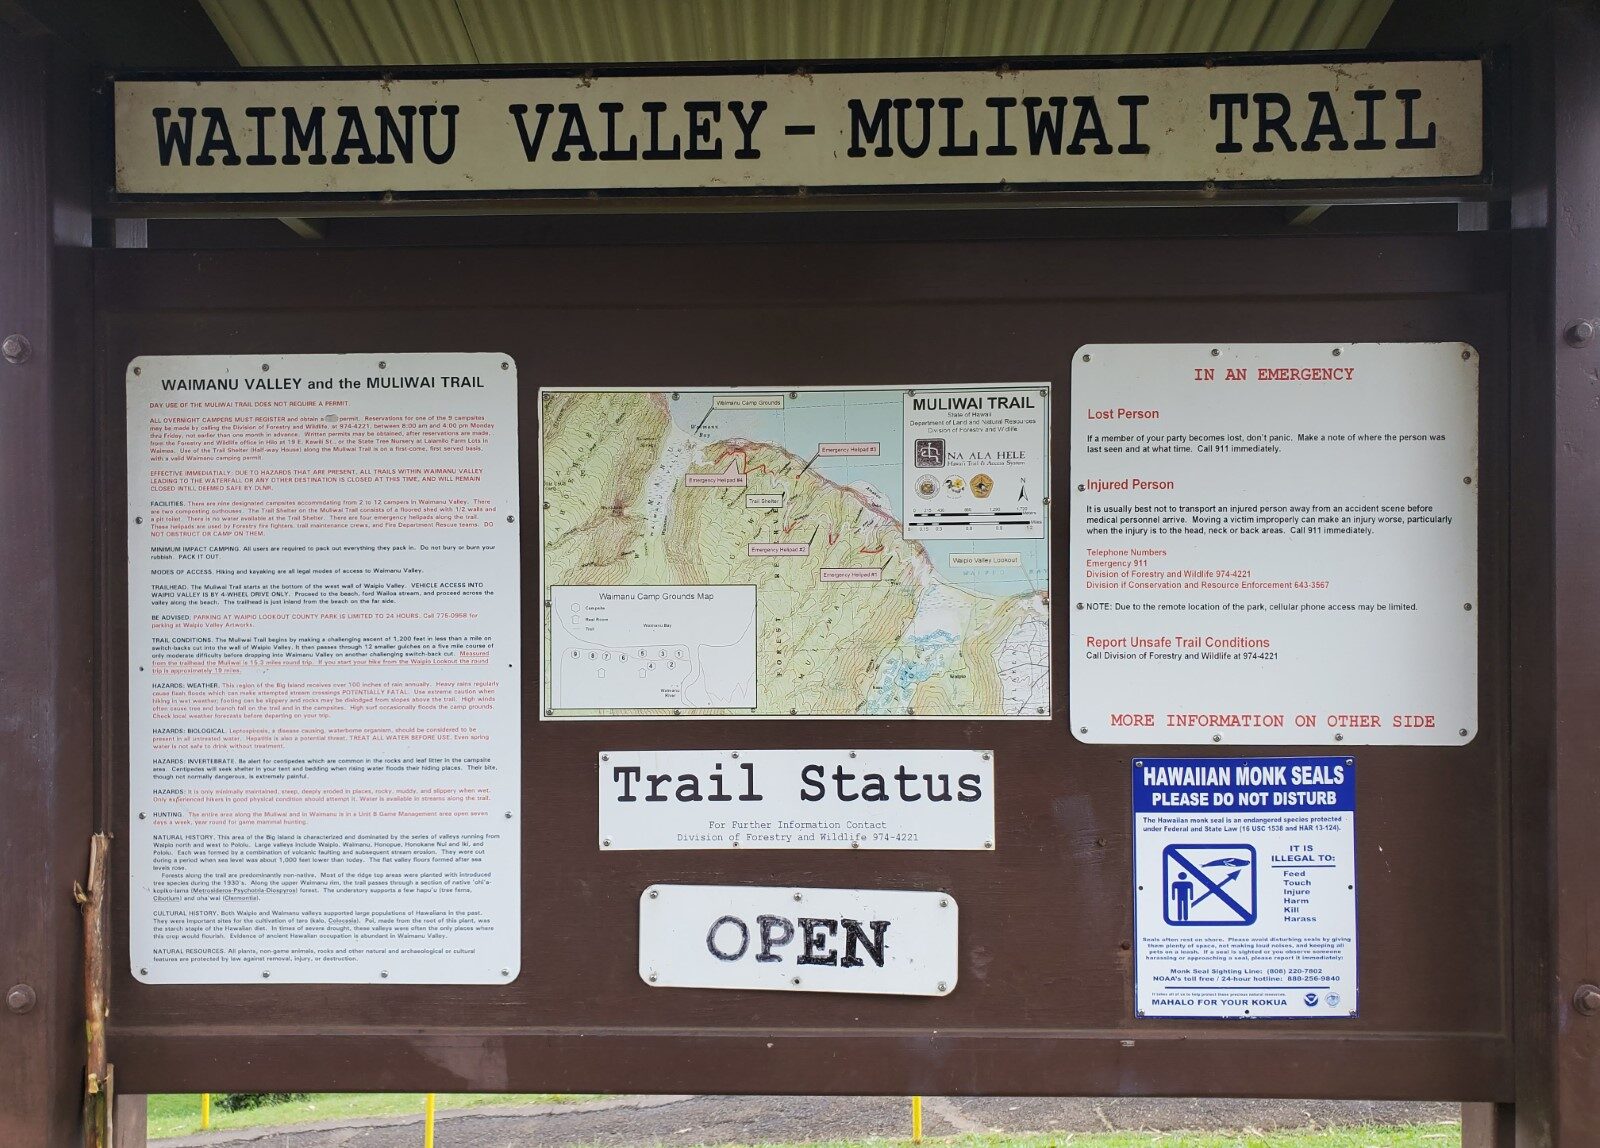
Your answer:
0;25;97;1148
1509;5;1600;1146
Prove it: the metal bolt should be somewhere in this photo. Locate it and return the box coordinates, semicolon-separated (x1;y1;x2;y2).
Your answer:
1211;734;1221;743
851;841;860;849
1080;353;1091;363
1459;728;1469;737
261;971;271;979
1334;732;1345;742
981;753;991;761
506;514;515;523
501;361;509;370
1461;348;1472;361
648;972;658;982
1210;348;1219;357
2;334;32;364
140;968;149;977
138;812;145;820
1079;726;1088;734
1464;602;1473;611
601;754;609;761
1575;984;1600;1015
791;976;801;985
939;898;949;908
504;811;513;819
601;838;611;847
260;362;270;371
6;984;36;1013
378;360;387;369
1566;319;1598;347
848;751;857;758
1464;476;1473;485
380;970;389;979
937;981;948;992
648;889;659;899
1331;347;1342;357
132;365;141;376
731;839;740;847
793;892;803;902
984;840;994;849
500;968;509;977
134;516;143;525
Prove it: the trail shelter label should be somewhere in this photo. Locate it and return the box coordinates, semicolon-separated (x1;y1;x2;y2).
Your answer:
1134;756;1357;1019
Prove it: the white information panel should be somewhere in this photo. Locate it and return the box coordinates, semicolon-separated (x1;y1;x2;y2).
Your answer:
1071;343;1477;745
127;353;521;984
640;884;957;996
1134;757;1357;1018
599;749;994;850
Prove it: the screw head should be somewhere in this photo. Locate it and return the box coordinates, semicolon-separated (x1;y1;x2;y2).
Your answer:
602;838;611;847
648;889;659;899
6;984;36;1013
793;892;803;902
791;976;801;985
1212;734;1221;743
648;972;657;983
1575;984;1600;1015
1567;319;1597;347
937;981;949;992
939;898;950;908
2;334;32;364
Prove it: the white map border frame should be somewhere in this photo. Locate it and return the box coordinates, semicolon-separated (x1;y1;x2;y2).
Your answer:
536;382;1054;721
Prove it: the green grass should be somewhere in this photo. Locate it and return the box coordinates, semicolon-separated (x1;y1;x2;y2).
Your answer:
147;1092;591;1139
146;1096;1458;1148
753;1131;1460;1148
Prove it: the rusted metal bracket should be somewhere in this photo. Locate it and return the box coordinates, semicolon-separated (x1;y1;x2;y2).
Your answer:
74;833;110;1148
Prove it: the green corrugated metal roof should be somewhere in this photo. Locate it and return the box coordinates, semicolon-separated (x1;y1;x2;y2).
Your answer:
199;0;1395;67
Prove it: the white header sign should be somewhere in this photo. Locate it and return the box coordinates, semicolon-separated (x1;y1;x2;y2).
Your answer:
599;749;994;850
113;58;1483;198
127;353;521;984
1070;343;1478;746
640;884;958;996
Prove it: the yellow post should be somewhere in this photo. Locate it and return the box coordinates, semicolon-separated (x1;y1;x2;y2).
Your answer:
423;1093;436;1148
911;1095;923;1144
200;1093;211;1131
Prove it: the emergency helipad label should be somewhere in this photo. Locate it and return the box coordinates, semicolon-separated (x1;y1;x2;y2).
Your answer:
1133;756;1357;1019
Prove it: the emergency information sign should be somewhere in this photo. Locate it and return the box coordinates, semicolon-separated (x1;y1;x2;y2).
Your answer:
1134;757;1357;1019
1070;343;1478;745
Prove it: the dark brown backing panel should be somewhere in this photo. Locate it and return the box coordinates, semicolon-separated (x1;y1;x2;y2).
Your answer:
98;232;1511;1098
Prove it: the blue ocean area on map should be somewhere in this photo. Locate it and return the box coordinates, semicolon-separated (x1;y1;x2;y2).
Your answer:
667;388;1049;598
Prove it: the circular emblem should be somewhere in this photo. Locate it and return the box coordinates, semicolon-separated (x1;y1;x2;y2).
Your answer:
971;473;994;498
915;475;939;500
944;476;965;494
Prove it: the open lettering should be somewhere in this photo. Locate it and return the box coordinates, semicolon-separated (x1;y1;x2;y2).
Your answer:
704;913;890;969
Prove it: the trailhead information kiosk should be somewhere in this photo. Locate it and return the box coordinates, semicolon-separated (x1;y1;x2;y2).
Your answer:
2;3;1599;1145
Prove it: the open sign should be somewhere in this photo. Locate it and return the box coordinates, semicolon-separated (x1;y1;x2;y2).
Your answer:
639;884;958;996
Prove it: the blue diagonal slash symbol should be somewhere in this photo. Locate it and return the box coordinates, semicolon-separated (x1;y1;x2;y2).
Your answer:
1163;844;1256;925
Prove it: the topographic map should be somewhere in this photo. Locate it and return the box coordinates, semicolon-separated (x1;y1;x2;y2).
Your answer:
540;386;1051;718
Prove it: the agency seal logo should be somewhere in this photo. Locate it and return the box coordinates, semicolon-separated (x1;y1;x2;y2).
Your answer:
971;473;994;498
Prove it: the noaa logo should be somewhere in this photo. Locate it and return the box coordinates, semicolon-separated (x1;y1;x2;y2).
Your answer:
1303;992;1320;1007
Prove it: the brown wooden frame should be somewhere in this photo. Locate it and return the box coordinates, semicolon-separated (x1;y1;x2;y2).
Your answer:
96;232;1511;1098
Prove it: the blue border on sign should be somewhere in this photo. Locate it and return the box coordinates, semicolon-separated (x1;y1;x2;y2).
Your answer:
1131;756;1360;1020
